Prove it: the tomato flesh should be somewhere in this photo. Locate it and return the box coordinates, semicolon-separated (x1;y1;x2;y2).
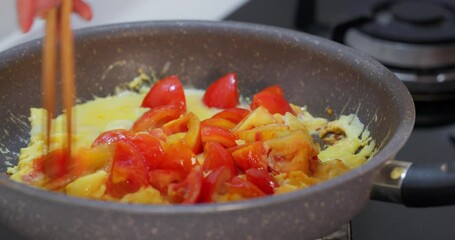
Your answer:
201;125;237;148
130;133;165;171
107;141;149;198
91;129;132;147
202;141;238;177
231;142;268;172
245;168;278;195
199;166;231;203
168;166;203;204
227;176;265;199
203;73;239;108
212;107;250;124
131;105;182;133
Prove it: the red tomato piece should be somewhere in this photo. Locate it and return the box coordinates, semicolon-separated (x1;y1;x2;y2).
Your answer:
107;141;149;198
149;169;185;194
201;118;236;130
245;168;278;195
131;105;182;133
199;166;231;203
202;141;238;177
250;90;294;115
261;85;285;96
162;113;202;154
148;128;167;141
211;107;250;124
227;176;266;199
159;141;199;175
203;73;239;108
91;129;133;147
41;149;71;180
201;125;237;148
168;166;203;204
130;133;166;171
231;142;268;172
141;75;186;112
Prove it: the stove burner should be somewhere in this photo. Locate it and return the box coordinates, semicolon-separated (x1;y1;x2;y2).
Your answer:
391;1;445;25
329;0;455;126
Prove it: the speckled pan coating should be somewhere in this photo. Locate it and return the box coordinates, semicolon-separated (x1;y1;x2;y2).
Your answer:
0;21;414;240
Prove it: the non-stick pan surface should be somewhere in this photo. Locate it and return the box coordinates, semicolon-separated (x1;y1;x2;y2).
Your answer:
0;21;414;240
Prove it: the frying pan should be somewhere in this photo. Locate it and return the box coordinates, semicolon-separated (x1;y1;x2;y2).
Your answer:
0;21;453;240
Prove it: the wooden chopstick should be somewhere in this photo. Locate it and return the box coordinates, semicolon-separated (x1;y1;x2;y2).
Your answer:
60;0;75;157
42;8;58;154
42;0;75;157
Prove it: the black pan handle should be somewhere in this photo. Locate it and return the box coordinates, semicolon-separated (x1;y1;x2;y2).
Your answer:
371;160;455;207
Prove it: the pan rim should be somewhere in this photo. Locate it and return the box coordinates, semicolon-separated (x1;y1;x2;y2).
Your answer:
0;20;415;214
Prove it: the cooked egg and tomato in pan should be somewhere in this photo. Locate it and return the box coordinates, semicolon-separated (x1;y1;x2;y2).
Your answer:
8;73;376;204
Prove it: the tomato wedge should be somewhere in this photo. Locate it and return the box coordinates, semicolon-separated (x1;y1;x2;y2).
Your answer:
149;169;185;194
250;87;294;115
159;141;199;175
227;176;265;199
202;141;238;177
41;149;71;180
168;166;203;204
261;85;285;96
211;107;250;124
107;141;149;198
201;125;237;148
245;168;278;195
131;105;182;133
130;133;166;171
201;118;236;130
199;166;231;203
231;142;268;172
162;113;202;154
141;75;186;112
91;129;133;147
203;73;239;108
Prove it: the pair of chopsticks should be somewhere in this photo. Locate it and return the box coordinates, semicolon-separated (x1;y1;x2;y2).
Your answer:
42;0;75;157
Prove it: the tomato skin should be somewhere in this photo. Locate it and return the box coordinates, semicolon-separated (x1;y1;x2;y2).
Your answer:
212;107;250;124
250;89;294;115
160;141;199;175
107;141;149;198
130;133;166;171
131;105;182;133
202;141;238;177
201;125;237;148
199;166;231;203
162;113;202;154
201;118;236;130
41;149;71;180
91;129;133;147
141;75;186;112
245;168;278;195
231;142;268;172
227;176;266;199
203;73;239;108
168;166;203;204
261;85;285;96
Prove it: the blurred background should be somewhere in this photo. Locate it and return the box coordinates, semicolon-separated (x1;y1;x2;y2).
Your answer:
0;0;248;52
1;0;455;239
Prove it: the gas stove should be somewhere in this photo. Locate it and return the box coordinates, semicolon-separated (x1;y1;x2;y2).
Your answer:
228;0;455;239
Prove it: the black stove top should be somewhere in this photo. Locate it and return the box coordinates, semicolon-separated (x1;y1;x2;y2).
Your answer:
227;0;455;239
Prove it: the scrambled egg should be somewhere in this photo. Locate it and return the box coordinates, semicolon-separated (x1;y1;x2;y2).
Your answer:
8;84;376;203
